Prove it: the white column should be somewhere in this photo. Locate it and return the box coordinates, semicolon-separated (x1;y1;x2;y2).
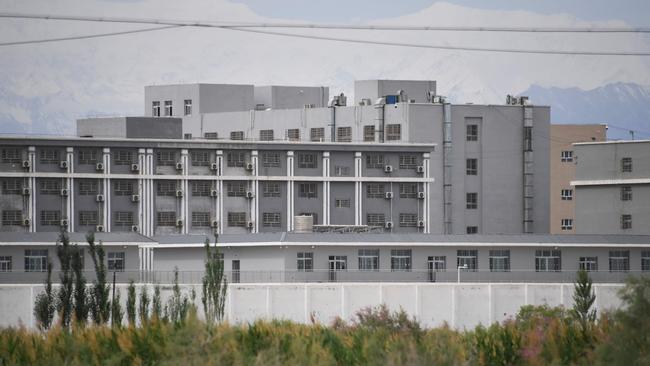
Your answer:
251;150;259;233
422;152;430;234
216;150;224;234
146;149;154;237
354;152;362;225
181;149;189;234
322;152;330;225
66;147;74;232
102;148;111;232
137;148;146;235
286;151;294;231
27;146;36;232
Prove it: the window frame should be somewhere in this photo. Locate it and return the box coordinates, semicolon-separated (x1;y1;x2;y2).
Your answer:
298;182;317;198
535;249;562;272
336;126;352;142
390;249;412;272
156;211;177;226
358;249;379;271
297;252;313;272
457;249;478;271
310;128;325;142
621;157;632;172
489;249;511;272
107;252;125;271
262;212;282;228
113;211;134;227
24;249;48;272
191;212;210;227
227;212;246;227
385;124;401;141
609;250;630;272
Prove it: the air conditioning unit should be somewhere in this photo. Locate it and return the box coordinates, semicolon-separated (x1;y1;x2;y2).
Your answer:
60;219;69;227
22;188;30;196
176;219;183;227
131;163;140;172
385;192;393;199
175;190;183;198
384;221;393;229
96;162;104;171
210;163;218;171
416;166;425;174
210;190;218;197
247;221;254;229
417;220;425;228
175;162;183;171
59;161;68;169
245;162;254;171
210;220;219;228
60;189;69;197
96;194;105;202
22;218;31;227
131;225;139;232
384;165;393;173
246;191;255;199
131;194;140;202
22;160;30;169
418;192;426;199
96;225;104;232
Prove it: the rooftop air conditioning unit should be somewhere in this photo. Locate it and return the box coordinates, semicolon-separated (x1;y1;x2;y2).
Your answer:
131;225;139;232
175;162;183;171
210;190;218;197
210;163;218;171
416;166;425;174
22;160;30;169
247;221;254;229
96;162;104;171
131;194;140;202
384;221;393;229
96;194;105;202
96;225;104;232
417;220;425;228
22;188;30;196
384;165;393;173
245;162;254;171
131;163;140;172
60;219;69;227
60;189;69;197
175;190;183;198
418;192;426;199
59;161;68;169
385;192;393;199
246;191;254;199
210;220;219;228
23;218;31;227
176;219;183;227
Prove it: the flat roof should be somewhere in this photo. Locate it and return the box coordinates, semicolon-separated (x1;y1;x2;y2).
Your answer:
0;232;155;246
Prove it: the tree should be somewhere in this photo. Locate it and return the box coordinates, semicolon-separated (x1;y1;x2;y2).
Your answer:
33;257;55;330
111;289;124;328
55;228;76;328
126;280;137;326
201;236;228;326
166;267;190;326
138;286;150;324
72;246;88;325
572;269;596;332
87;233;110;324
152;285;162;321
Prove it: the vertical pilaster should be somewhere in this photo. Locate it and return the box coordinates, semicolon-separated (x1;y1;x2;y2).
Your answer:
286;151;294;231
322;152;330;225
251;150;259;233
523;106;534;233
102;148;111;232
354;152;362;225
216;150;224;234
181;149;189;234
422;152;431;234
27;146;36;232
137;148;146;235
66;147;74;232
146;149;154;236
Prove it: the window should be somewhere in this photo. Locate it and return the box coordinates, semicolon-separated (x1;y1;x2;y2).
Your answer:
642;251;650;272
310;128;325;142
262;152;280;167
385;124;401;141
286;128;300;141
204;132;218;140
259;129;274;141
609;250;630;272
152;101;160;116
334;166;350;176
227;151;245;167
78;181;97;195
366;154;384;169
298;183;317;198
2;179;21;194
621;214;632;230
156;150;176;166
621;157;632;172
428;256;446;272
262;212;281;228
297;153;317;169
191;151;210;167
114;212;133;227
227;212;246;227
457;250;478;271
78;149;98;164
466;125;478;141
25;250;48;272
184;99;192;115
466;159;478;175
157;181;176;196
399;155;418;169
114;150;134;165
489;250;510;272
114;180;134;196
0;256;11;272
466;226;478;234
157;211;176;226
621;186;632;201
399;213;418;227
363;125;375;142
108;252;125;271
579;257;598;272
466;193;478;209
191;212;210;227
335;199;351;208
523;127;533;151
191;181;211;197
40;210;60;226
226;182;246;197
39;149;60;164
399;183;417;199
535;249;561;272
1;148;21;163
561;189;573;200
297;252;313;272
560;150;573;162
367;213;385;226
391;249;412;271
164;100;172;116
2;210;22;226
561;219;573;231
230;131;244;141
40;179;61;195
77;211;97;226
358;249;379;271
262;182;281;198
366;183;385;199
337;127;352;142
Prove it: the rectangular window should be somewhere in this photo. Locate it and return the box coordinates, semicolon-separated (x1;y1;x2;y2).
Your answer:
642;251;650;272
466;125;478;141
399;155;418;169
335;199;351;208
0;256;12;272
561;189;573;200
391;249;412;271
40;210;60;226
337;127;352;142
298;183;317;198
227;212;246;227
579;257;598;272
399;213;418;227
466;226;478;234
113;212;133;227
489;250;510;272
1;148;22;163
621;186;632;201
78;149;98;164
523;127;533;151
191;151;210;167
609;250;630;272
466;192;478;209
363;125;375;142
466;158;478;175
40;179;61;195
561;219;573;230
297;252;313;272
365;154;384;169
1;210;22;226
156;150;176;166
560;150;573;162
191;181;211;197
429;256;446;272
262;212;281;228
25;249;48;272
184;99;192;116
78;181;98;196
227;151;246;167
621;157;632;172
226;182;246;197
164;100;172;116
156;181;176;196
621;214;632;230
79;211;98;226
191;212;210;227
108;252;125;271
262;182;281;198
366;183;385;199
114;180;134;196
152;101;160;116
310;128;325;142
204;132;218;140
262;152;280;167
287;128;300;141
334;166;350;176
297;153;317;169
399;183;417;198
457;250;478;271
385;124;401;141
230;131;244;141
367;213;385;226
113;150;134;165
259;129;274;141
39;149;60;164
358;249;379;271
2;179;21;194
535;249;561;272
157;211;176;226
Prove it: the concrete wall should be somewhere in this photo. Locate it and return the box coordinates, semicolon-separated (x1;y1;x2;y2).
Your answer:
144;84;255;117
354;80;437;104
77;117;182;139
254;86;329;109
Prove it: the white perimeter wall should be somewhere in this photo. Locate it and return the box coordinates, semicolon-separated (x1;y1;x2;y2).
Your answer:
0;283;623;330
